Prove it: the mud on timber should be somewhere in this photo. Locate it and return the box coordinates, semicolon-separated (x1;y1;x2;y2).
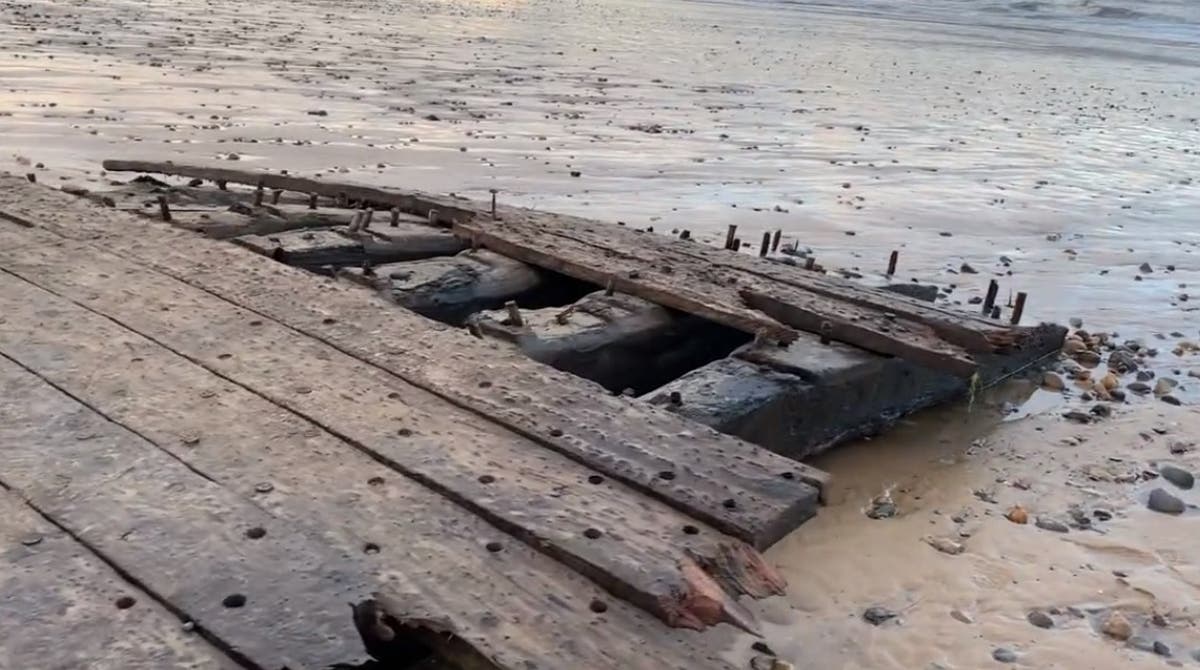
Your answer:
99;159;1067;459
0;163;1064;669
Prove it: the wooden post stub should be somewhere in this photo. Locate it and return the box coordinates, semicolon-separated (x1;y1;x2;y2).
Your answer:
759;232;771;257
724;224;738;250
990;305;1002;320
216;180;227;191
1010;292;1028;325
362;209;374;230
886;250;898;276
308;193;318;210
982;279;999;315
271;189;282;205
504;301;524;327
349;211;363;232
157;195;172;222
669;391;682;406
25;173;35;183
605;277;615;297
253;184;264;207
390;207;400;227
733;238;742;251
336;191;347;208
490;189;498;220
680;230;691;240
428;209;439;226
771;229;782;252
804;257;815;270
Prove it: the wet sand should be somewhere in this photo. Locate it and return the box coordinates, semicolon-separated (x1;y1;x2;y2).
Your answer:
3;0;1200;667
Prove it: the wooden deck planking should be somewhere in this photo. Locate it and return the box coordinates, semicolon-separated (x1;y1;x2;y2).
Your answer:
456;217;978;376
0;355;369;670
102;159;478;225
0;175;825;549
0;491;237;670
0;268;740;670
490;207;1019;352
0;230;781;632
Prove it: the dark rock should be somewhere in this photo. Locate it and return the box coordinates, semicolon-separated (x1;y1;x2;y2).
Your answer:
1140;262;1154;273
1090;404;1112;419
992;648;1017;663
1035;517;1070;533
1136;370;1155;382
1027;610;1054;629
1063;410;1092;424
1161;394;1182;406
1159;464;1194;489
1128;636;1156;653
1127;382;1151;395
751;641;775;655
1110;389;1127;402
1147;488;1185;515
960;263;978;274
1093;509;1113;521
1110;350;1140;373
863;606;898;625
1154;641;1171;657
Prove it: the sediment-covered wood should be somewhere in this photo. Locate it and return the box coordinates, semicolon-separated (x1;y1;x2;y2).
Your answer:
0;232;783;634
455;219;799;343
0;259;749;669
0;491;237;670
102;159;477;224
0;176;826;549
740;286;978;377
0;356;368;670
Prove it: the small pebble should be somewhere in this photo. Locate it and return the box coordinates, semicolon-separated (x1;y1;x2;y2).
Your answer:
1027;610;1054;629
1102;611;1133;640
863;606;898;625
1147;487;1185;514
1159;464;1194;490
992;647;1017;663
1035;517;1070;533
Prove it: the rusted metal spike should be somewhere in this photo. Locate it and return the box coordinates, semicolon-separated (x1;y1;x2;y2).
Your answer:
490;189;498;220
390;207;400;227
886;250;898;276
428;209;439;226
253;184;264;207
724;224;738;250
308;192;318;210
362;209;374;230
1011;292;1027;324
157;195;172;222
759;232;770;257
771;229;781;252
982;279;999;315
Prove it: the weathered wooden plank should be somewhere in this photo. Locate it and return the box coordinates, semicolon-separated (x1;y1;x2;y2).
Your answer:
457;218;977;376
455;220;798;343
0;234;781;633
0;355;368;670
739;286;979;377
0;266;743;670
0;177;826;550
0;491;237;670
102;159;477;224
494;207;1025;352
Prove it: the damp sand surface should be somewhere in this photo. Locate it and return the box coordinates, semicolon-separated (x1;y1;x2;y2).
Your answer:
3;0;1200;667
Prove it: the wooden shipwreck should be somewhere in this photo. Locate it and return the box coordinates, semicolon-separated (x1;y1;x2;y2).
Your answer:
0;161;1065;670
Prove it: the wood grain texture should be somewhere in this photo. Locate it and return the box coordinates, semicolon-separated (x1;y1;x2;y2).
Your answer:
457;217;977;375
488;205;1024;353
0;176;825;550
0;491;237;670
102;159;478;225
0;234;780;633
0;356;368;670
0;248;745;670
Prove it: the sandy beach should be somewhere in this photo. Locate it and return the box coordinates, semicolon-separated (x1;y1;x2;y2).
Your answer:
3;0;1200;667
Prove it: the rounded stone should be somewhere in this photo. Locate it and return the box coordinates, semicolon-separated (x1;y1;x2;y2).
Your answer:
1147;487;1185;515
992;647;1017;663
1159;464;1194;490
